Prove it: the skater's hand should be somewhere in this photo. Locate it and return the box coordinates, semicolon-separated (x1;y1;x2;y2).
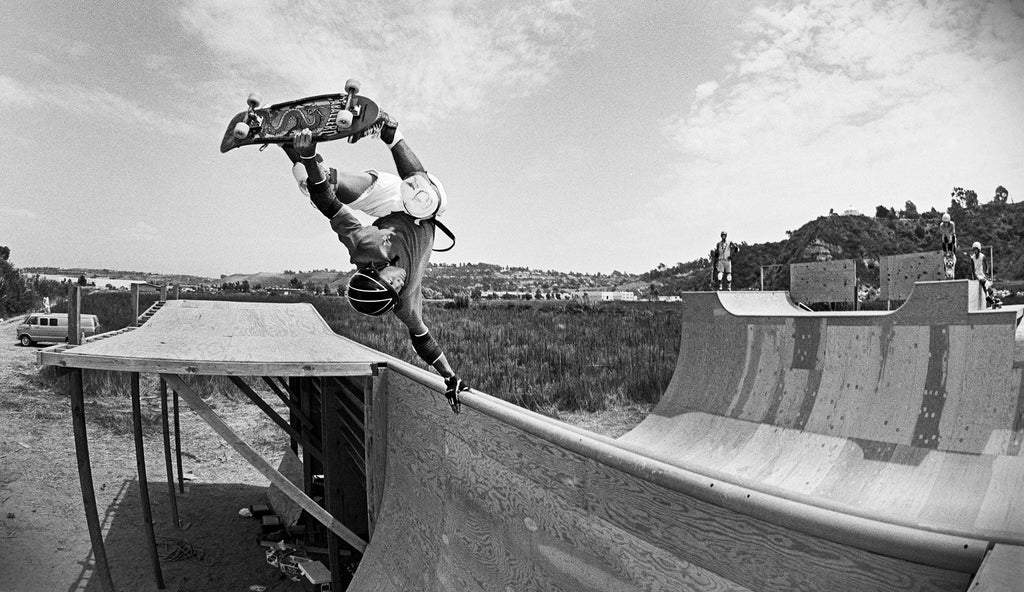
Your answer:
292;128;317;159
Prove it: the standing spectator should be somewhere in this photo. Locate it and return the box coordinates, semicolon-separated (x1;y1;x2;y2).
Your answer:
714;231;739;291
969;242;1000;308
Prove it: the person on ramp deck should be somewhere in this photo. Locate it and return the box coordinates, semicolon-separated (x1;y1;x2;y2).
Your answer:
289;113;468;413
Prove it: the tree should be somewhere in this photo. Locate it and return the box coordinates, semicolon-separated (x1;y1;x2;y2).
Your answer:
994;185;1009;204
902;200;919;219
875;205;892;218
0;246;9;261
77;275;88;286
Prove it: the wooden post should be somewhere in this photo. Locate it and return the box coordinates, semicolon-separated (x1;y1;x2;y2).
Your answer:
173;388;185;494
131;373;165;589
70;368;116;592
173;284;180;300
160;378;182;528
67;284;82;345
160;284;168;301
130;284;140;327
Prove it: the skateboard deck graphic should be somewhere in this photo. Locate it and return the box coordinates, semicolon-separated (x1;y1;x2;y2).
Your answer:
220;80;379;153
943;252;955;279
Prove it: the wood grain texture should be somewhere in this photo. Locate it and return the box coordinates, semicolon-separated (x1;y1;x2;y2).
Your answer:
39;299;384;375
348;371;970;592
968;545;1024;591
880;252;945;301
623;281;1024;550
790;260;857;304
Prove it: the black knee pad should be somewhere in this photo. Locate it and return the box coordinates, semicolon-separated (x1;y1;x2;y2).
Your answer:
410;330;443;365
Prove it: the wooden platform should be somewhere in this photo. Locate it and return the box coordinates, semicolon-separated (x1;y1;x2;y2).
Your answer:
38;299;385;376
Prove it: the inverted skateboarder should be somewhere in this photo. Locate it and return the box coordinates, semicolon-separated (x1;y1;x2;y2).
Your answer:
289;113;468;413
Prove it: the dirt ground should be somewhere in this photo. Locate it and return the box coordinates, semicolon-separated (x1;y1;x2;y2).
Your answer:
0;315;308;592
0;315;648;592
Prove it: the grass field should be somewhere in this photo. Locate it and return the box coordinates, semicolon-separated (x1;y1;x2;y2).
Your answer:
55;292;681;413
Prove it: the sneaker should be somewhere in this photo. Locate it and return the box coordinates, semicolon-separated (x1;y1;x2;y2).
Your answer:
444;375;467;415
351;110;399;144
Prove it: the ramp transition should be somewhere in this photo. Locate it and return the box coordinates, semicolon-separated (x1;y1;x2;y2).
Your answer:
43;286;1024;591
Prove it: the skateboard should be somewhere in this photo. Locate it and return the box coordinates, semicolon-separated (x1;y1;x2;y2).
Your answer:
220;79;379;153
943;252;955;279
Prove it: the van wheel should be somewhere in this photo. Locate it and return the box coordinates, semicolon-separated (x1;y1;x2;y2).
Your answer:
19;335;33;347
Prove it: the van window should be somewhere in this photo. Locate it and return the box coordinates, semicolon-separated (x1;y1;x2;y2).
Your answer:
49;318;59;326
29;317;38;325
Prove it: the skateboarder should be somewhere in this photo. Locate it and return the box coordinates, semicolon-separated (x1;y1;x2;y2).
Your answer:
938;213;957;253
289;114;468;413
714;232;739;291
968;242;1000;308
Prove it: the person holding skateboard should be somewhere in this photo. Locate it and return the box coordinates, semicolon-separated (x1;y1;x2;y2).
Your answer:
939;213;957;279
289;114;468;413
968;242;1000;308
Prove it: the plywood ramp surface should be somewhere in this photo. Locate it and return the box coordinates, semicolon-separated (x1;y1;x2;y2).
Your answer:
350;370;970;591
623;280;1024;548
38;299;385;375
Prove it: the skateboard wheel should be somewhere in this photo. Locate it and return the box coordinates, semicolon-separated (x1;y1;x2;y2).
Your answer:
344;79;360;94
247;92;262;109
232;121;250;140
336;109;353;129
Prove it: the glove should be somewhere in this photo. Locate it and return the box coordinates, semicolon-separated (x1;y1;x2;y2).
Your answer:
444;375;467;415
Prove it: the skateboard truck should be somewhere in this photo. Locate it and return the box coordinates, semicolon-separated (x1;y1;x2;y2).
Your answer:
232;92;265;142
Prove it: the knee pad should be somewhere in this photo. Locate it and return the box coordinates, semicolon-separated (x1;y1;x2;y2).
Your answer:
410;330;443;365
717;272;724;281
726;273;733;282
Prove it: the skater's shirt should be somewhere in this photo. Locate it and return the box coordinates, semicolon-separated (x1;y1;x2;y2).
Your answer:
939;220;956;237
331;209;435;332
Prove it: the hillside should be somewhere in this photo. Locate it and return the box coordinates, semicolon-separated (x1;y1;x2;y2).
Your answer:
643;199;1024;293
8;196;1021;304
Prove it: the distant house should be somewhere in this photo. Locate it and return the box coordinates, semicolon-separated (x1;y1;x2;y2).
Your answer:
841;205;863;216
133;282;161;293
576;290;638;302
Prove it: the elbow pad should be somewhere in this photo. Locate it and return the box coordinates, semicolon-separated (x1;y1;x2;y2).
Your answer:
410;330;443;365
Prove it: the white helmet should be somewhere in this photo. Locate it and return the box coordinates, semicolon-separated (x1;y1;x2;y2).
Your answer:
401;172;447;219
941;213;951;222
972;241;981;250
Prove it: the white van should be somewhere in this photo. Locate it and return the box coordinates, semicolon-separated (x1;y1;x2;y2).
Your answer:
16;313;100;346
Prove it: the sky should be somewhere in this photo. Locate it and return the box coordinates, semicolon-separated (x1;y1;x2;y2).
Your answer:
1;0;1022;278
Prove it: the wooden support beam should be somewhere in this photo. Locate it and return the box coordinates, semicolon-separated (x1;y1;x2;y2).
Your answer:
262;376;314;430
70;368;115;592
228;376;323;462
67;285;82;346
333;377;366;415
161;373;367;553
130;284;140;327
159;378;182;528
131;372;165;589
172;388;185;494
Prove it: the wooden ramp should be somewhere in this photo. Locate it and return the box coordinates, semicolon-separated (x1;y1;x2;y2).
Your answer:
619;279;1024;588
42;293;1024;591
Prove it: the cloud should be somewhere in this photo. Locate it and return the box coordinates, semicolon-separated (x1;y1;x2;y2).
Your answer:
118;221;161;242
178;0;595;126
657;0;1024;254
0;206;38;220
0;74;202;137
0;75;38;107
